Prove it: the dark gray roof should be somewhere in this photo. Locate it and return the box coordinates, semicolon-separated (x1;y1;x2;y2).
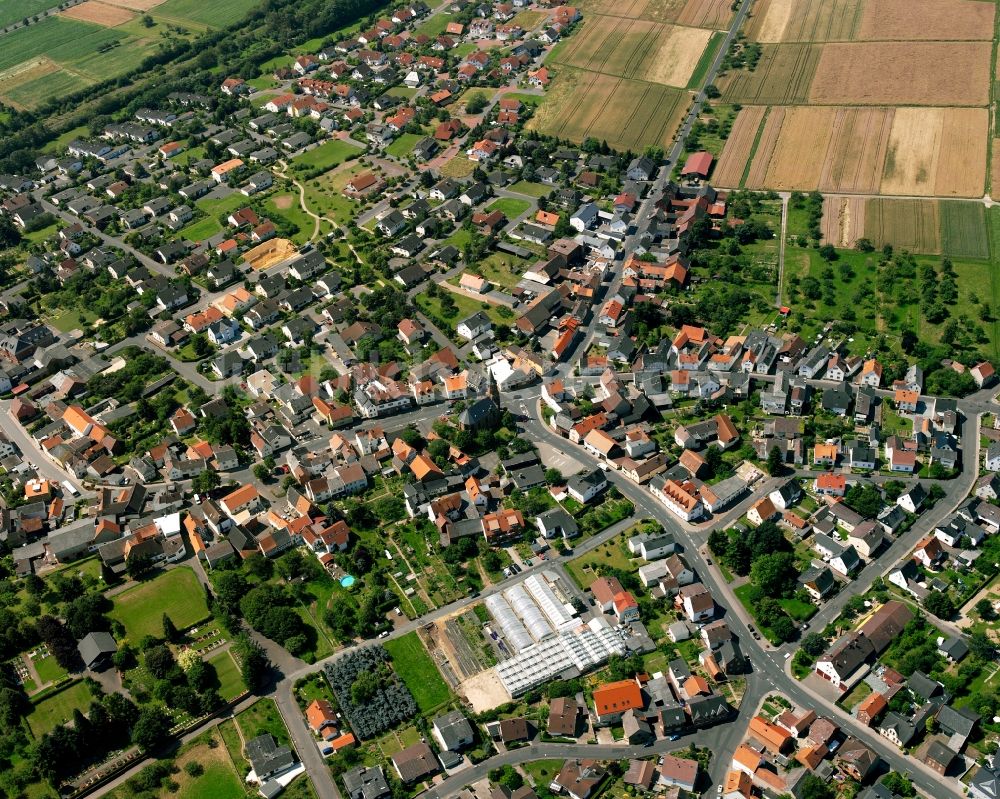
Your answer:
77;631;116;666
245;734;295;778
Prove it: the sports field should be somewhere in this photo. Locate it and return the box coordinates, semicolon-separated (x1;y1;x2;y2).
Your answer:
109;567;211;641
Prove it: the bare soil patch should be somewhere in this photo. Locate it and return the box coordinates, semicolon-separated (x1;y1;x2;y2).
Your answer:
273;195;294;210
858;0;994;41
809;41;991;106
991;139;1000;196
244;237;297;271
714;105;766;187
60;0;135;26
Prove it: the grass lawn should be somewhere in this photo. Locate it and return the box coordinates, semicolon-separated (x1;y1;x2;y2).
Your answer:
840;680;872;710
207;650;245;701
507;180;551;198
470;252;526;290
27;681;93;737
523;759;564;786
47;308;96;333
33;655;67;685
384;632;452;713
195;192;249;219
502;93;545;108
292;138;360;171
414;290;509;334
439;156;477;179
386;133;423;160
565;532;635;588
779;597;817;621
264;193;316;244
512;9;546;29
179;215;223;242
109;567;210;641
487;197;531;220
385;85;418;100
235;698;289;747
23;222;58;245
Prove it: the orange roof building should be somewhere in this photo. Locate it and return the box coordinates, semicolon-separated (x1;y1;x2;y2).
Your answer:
305;699;338;737
592;679;644;723
749;716;793;753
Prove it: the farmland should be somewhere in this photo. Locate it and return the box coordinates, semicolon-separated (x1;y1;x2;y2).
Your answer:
752;0;993;43
527;68;689;152
720;44;821;105
0;0;262;109
0;0;62;29
718;105;987;198
574;0;733;29
551;15;713;88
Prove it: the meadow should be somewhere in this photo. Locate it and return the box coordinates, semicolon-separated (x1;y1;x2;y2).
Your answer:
109;567;211;640
0;0;62;29
383;632;453;713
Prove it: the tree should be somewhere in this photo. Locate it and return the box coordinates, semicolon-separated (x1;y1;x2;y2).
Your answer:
126;552;155;581
132;706;172;751
350;670;379;704
801;633;827;657
162;613;179;643
976;598;996;621
750;551;798;597
144;645;176;679
253;463;270;481
192;469;220;494
798;773;834;799
969;630;997;661
0;216;20;248
881;773;915;798
233;633;270;691
924;591;955;620
766;445;784;476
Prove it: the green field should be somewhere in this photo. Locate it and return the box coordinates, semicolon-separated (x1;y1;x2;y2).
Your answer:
565;531;635;588
507;181;551;198
207;650;246;701
414;290;509;335
234;698;289;746
196;192;251;218
0;17;123;71
110;567;210;641
4;68;90;109
153;0;263;28
687;31;724;88
487;198;531;220
383;632;452;713
0;0;61;29
27;681;93;737
292;138;361;171
940;201;989;260
386;133;423;160
180;216;223;242
34;654;68;685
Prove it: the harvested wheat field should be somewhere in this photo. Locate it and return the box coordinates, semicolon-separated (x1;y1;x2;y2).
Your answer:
932;108;988;197
818;107;894;194
744;106;784;188
864;199;942;254
880;107;986;197
721;44;820;104
529;69;688;151
0;56;61;110
61;0;135;25
675;0;732;28
857;0;993;41
809;42;991;106
821;196;867;249
753;0;861;43
714;105;767;187
645;25;713;86
761;107;833;189
98;0;166;10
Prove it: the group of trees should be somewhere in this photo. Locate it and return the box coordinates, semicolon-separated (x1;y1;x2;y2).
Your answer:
709;521;802;643
324;646;417;739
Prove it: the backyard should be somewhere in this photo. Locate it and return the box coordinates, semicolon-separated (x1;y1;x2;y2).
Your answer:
26;681;93;737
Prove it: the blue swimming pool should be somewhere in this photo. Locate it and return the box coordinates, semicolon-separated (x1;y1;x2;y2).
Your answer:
340;575;356;588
